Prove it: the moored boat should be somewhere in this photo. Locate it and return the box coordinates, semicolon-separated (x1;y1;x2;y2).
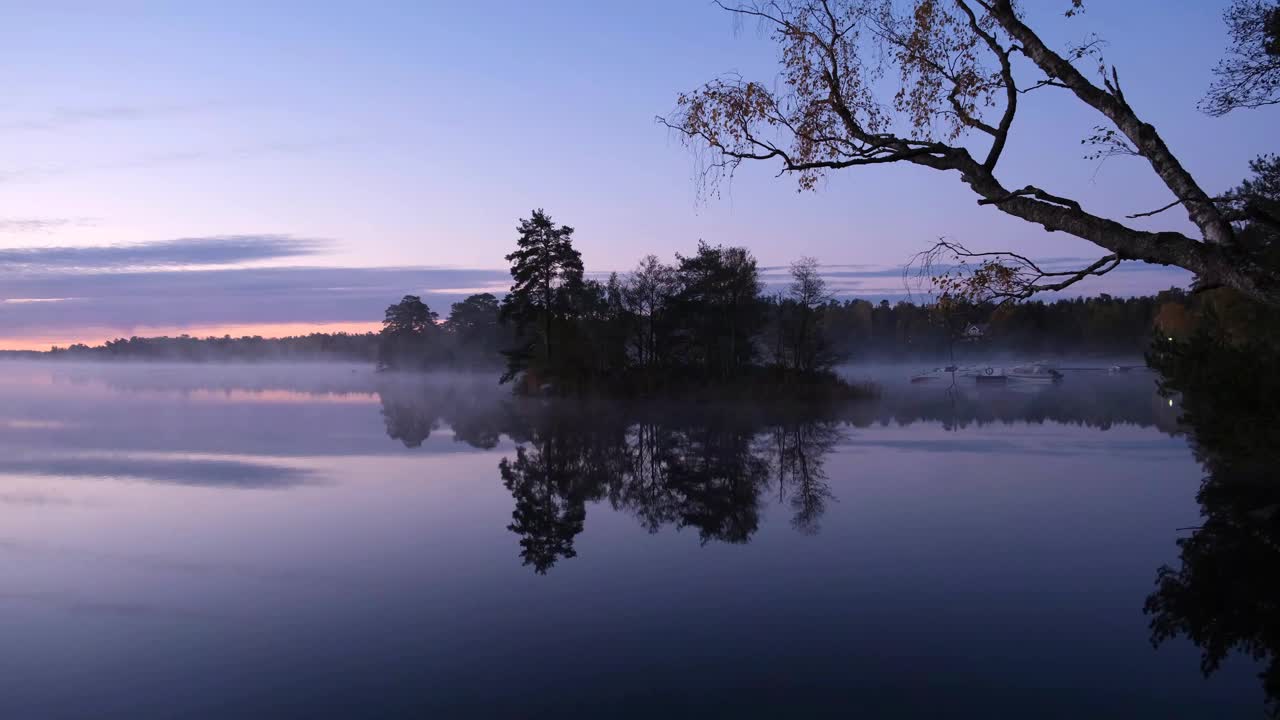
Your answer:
1007;362;1063;383
966;365;1008;383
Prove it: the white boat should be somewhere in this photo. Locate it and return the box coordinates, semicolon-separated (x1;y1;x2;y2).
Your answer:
959;365;1008;383
1007;362;1063;383
911;365;1008;383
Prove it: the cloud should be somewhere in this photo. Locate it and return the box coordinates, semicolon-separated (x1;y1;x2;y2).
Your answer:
0;101;241;133
0;266;510;334
0;137;358;185
0;234;326;271
0;218;98;234
0;105;158;132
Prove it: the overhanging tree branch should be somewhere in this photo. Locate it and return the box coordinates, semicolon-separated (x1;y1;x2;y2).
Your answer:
908;239;1123;304
983;0;1237;246
663;1;1279;306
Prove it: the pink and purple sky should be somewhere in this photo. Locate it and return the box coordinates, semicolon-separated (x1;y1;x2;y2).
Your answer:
0;1;1272;350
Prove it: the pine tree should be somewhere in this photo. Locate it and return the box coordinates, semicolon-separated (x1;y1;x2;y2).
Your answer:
501;209;584;379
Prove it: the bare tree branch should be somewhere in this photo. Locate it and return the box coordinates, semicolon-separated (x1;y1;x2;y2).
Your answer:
907;239;1123;305
1127;198;1185;219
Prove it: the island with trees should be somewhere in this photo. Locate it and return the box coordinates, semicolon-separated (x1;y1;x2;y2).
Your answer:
377;208;871;401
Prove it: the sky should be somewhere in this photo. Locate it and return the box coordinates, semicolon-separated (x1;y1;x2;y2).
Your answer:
0;0;1274;350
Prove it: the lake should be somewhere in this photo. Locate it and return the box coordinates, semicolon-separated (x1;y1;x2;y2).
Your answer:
0;361;1263;718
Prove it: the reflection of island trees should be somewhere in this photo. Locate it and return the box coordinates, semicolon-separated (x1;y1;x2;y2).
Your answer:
497;408;796;573
501;441;590;574
380;395;440;448
498;410;625;573
659;421;772;545
773;421;843;535
1145;315;1280;717
376;371;1188;575
376;380;854;574
376;375;510;449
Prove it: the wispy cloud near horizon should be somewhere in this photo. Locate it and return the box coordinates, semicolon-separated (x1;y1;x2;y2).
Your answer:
0;137;359;185
0;235;326;271
0;101;224;133
0;218;99;234
0;265;514;348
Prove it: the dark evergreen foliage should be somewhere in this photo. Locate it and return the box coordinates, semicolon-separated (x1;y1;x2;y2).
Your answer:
377;295;441;370
500;209;585;381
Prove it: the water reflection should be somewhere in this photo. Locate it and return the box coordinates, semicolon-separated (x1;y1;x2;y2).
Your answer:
377;379;861;572
878;370;1182;432
375;372;1185;575
374;365;1278;711
1143;340;1280;717
771;420;842;534
0;361;1267;715
494;411;845;571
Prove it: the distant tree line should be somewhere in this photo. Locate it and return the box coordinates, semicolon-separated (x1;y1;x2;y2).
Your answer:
12;208;1212;369
828;288;1198;361
42;332;381;363
19;274;1195;370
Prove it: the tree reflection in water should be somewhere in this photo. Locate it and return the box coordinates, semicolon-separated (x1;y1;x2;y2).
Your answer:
375;362;1280;711
376;377;855;574
1145;334;1280;717
496;404;838;573
376;371;1184;574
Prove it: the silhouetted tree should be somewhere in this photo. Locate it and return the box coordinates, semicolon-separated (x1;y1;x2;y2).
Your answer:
383;295;437;335
787;256;834;372
1202;1;1280;115
446;293;507;363
621;255;678;370
500;209;584;383
378;295;441;370
1217;154;1280;278
671;241;766;378
661;1;1280;306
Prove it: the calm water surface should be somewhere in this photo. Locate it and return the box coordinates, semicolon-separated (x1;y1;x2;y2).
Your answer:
0;361;1261;718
